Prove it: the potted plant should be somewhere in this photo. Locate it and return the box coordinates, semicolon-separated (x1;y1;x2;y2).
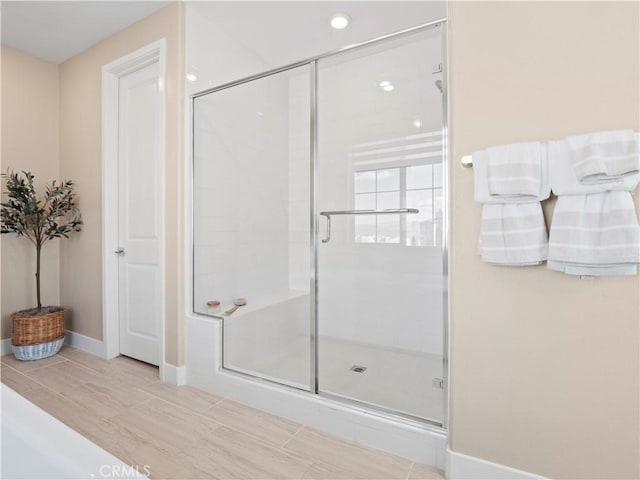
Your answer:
1;170;82;360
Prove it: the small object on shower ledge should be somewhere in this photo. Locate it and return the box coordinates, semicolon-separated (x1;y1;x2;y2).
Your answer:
225;298;247;315
207;300;221;307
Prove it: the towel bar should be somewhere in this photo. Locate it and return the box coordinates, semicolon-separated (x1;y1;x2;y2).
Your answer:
319;208;419;243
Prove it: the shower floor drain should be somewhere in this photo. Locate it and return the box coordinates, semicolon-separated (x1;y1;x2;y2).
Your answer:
350;365;367;373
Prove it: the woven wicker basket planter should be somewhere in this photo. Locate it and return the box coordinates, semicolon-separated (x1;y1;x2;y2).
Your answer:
11;307;65;361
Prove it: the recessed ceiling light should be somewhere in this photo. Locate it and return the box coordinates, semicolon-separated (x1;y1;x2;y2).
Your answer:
330;13;351;30
186;73;197;82
379;80;391;87
383;85;395;92
413;119;422;128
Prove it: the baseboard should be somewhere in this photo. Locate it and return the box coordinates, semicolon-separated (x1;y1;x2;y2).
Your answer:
2;332;105;358
63;330;106;359
447;448;548;479
162;362;186;385
1;337;12;355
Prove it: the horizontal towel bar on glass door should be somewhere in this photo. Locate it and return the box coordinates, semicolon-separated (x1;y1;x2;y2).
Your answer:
320;208;419;216
319;208;419;243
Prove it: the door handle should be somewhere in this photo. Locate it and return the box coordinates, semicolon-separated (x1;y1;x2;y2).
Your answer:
114;248;125;256
321;214;331;244
319;209;419;244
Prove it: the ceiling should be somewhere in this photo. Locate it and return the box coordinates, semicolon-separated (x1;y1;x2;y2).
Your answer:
189;1;446;69
1;1;171;64
0;1;447;66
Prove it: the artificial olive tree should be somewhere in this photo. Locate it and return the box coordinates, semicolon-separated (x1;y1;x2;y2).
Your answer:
1;170;83;310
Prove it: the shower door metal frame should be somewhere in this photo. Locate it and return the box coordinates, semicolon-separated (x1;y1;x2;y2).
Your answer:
191;17;449;431
310;59;319;395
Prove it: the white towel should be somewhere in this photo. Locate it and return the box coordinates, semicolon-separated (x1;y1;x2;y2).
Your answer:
479;203;548;265
547;261;637;276
549;138;640;195
547;192;640;276
566;130;639;184
486;142;544;199
474;143;550;203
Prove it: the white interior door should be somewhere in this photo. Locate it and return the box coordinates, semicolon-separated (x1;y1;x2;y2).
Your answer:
116;61;162;366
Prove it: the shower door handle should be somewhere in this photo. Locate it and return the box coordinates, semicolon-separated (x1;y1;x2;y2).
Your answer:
320;214;331;243
319;209;419;244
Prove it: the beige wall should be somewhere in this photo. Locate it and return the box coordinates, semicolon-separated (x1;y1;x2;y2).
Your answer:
3;2;639;476
1;46;60;339
58;2;185;364
448;2;639;479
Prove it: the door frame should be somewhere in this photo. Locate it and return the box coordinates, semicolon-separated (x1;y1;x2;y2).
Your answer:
101;39;166;378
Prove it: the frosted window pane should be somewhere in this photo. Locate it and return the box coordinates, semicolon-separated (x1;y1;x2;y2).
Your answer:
355;171;376;193
355;193;375;210
406;189;433;246
355;215;376;243
407;165;432;190
433;163;443;188
377;215;399;243
433;188;443;217
376;168;399;192
406;190;432;221
377;191;400;210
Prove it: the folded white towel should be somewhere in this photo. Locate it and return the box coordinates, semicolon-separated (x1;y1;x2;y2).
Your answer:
547;261;637;276
549;137;640;195
566;130;639;184
486;142;544;198
547;192;640;276
474;143;550;203
479;203;548;265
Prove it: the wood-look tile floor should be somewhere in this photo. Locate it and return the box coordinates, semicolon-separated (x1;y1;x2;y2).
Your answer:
1;347;445;480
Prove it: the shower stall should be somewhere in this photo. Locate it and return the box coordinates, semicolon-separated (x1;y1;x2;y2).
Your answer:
192;22;447;426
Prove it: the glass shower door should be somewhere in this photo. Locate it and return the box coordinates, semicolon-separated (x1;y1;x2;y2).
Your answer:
193;65;312;390
316;27;445;423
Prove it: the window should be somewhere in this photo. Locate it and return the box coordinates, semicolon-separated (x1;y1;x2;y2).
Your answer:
354;164;443;246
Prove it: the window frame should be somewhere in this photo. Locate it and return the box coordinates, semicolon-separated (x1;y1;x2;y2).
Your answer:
352;164;442;246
